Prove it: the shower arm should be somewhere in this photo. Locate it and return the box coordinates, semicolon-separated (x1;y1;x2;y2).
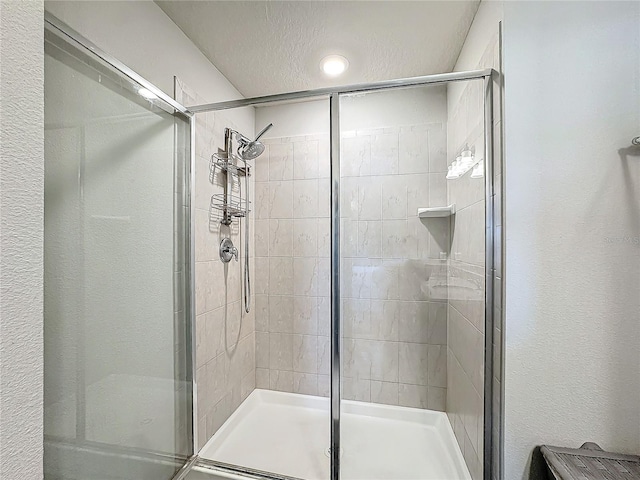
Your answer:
254;123;273;142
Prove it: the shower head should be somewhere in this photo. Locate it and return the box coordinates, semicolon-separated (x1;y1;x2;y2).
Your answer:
237;123;273;161
238;140;265;160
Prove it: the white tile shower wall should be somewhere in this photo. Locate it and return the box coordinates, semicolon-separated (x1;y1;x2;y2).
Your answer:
176;79;256;450
446;12;503;479
254;133;332;397
256;120;449;411
340;122;449;411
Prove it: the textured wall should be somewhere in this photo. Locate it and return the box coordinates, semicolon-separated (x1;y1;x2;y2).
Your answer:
446;2;504;478
503;2;640;478
0;1;45;479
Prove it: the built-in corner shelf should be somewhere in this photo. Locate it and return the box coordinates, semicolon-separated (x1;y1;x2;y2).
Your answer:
417;204;456;218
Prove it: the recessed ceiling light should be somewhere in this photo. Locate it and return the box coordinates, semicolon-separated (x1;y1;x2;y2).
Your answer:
320;55;349;77
138;87;158;100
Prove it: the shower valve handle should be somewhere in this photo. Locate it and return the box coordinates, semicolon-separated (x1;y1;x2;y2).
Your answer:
220;238;238;263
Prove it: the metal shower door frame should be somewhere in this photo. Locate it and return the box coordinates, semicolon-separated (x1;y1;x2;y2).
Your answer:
188;68;497;480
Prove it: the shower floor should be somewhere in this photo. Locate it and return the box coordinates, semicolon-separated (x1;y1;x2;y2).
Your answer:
199;389;470;480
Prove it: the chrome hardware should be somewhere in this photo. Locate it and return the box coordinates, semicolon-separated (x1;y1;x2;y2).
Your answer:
632;136;640;146
219;238;238;263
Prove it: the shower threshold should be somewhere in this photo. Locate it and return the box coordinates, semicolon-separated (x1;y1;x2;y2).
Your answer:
198;389;470;480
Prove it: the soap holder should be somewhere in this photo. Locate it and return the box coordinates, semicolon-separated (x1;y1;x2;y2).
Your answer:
417;204;456;218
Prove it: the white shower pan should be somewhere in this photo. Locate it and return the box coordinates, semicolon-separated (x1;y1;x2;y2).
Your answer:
199;389;471;480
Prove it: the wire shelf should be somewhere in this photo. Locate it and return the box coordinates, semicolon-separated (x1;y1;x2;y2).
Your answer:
210;193;250;224
210;153;249;177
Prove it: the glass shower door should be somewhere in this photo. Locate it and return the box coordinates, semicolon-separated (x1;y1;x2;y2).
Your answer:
337;80;487;480
43;23;192;480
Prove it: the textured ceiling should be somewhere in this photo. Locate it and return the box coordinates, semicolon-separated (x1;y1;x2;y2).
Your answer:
156;1;481;98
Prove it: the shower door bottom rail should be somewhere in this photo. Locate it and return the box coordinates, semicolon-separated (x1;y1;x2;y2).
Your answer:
188;457;306;480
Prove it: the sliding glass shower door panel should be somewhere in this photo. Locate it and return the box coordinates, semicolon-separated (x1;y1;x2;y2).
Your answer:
43;26;192;480
189;100;332;480
337;80;487;480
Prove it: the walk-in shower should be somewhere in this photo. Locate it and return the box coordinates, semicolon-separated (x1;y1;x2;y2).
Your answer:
187;69;499;480
43;12;502;480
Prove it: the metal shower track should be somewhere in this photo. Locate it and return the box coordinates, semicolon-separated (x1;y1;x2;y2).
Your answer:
187;69;492;113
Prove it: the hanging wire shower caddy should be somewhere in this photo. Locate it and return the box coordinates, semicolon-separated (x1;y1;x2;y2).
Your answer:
209;152;251;225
